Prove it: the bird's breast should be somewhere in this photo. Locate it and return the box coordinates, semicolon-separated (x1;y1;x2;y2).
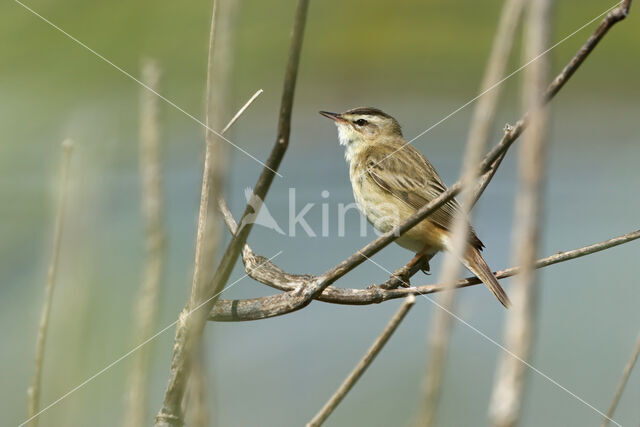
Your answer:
348;159;444;253
349;165;403;233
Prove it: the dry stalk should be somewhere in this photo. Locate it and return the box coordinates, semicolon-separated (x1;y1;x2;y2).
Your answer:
156;1;309;424
418;0;526;424
123;58;166;427
155;0;236;424
27;139;73;427
307;295;416;427
489;1;552;425
183;1;239;425
601;333;640;426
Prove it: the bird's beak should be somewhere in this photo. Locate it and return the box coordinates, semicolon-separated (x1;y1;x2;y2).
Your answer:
319;111;346;123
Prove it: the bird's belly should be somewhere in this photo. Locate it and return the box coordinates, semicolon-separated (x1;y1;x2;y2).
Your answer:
352;181;444;254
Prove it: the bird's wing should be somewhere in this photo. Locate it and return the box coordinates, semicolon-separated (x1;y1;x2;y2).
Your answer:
363;144;484;249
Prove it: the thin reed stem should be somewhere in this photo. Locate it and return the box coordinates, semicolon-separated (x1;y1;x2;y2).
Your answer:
490;1;552;425
124;58;166;427
307;295;416;427
601;333;640;427
27;139;73;427
155;0;232;424
418;1;527;424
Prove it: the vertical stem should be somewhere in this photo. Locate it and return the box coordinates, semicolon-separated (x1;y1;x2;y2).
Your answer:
186;1;238;424
418;0;526;424
307;296;416;427
27;139;73;426
124;58;166;427
206;0;310;304
156;0;278;422
489;1;552;426
155;0;227;425
601;333;640;427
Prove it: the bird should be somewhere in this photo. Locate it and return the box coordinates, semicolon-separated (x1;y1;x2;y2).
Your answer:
320;107;511;308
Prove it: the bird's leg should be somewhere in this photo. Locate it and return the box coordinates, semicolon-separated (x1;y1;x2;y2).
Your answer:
378;253;427;290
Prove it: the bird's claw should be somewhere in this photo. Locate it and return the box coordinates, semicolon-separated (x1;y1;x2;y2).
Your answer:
420;259;431;275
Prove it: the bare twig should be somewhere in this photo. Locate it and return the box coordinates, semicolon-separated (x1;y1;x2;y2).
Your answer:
467;0;527;172
220;89;264;134
206;0;632;323
418;1;526;423
203;0;310;308
27;139;73;427
155;0;235;424
124;58;166;427
210;229;640;320
601;333;640;427
473;142;508;204
157;2;309;422
307;295;416;427
489;1;552;425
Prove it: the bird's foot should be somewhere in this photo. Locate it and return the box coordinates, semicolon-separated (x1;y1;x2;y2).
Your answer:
420;259;431;275
368;268;412;291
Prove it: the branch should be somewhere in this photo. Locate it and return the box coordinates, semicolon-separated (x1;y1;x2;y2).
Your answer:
601;333;640;427
210;229;640;321
27;139;73;427
156;0;308;424
208;0;633;322
204;0;310;303
490;0;552;424
543;0;631;102
306;295;416;427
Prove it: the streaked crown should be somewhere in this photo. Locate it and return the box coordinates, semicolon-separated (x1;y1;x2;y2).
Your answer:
320;107;403;141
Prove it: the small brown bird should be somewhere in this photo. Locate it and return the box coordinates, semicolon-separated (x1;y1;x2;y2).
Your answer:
320;107;510;308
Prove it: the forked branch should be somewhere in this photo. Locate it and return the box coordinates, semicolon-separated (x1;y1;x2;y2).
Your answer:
155;0;310;424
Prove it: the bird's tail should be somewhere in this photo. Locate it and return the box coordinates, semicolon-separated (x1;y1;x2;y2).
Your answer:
459;246;511;308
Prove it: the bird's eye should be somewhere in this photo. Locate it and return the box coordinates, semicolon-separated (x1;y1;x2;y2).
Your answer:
354;119;368;126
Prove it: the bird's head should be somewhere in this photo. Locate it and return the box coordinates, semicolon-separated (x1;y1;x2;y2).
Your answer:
320;107;402;150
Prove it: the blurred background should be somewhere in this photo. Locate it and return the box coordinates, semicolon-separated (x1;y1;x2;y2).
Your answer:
1;0;639;426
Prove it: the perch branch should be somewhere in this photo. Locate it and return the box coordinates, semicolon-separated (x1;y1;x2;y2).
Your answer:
307;295;416;427
209;229;640;321
601;333;640;427
209;0;632;322
27;139;73;427
490;0;552;424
